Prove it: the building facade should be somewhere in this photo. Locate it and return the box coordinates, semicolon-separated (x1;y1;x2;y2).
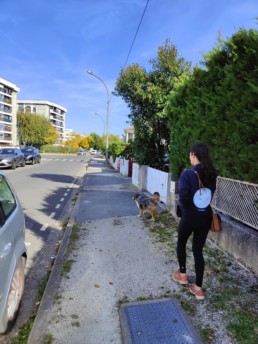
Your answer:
64;128;74;142
17;100;67;145
123;127;134;142
0;78;20;146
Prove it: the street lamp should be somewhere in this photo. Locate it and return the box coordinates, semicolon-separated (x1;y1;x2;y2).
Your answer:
93;113;105;135
87;70;110;161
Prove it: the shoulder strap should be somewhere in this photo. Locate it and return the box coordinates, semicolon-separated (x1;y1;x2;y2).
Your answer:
194;171;204;189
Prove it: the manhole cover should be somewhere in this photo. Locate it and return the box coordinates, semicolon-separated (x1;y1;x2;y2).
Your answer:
119;298;203;344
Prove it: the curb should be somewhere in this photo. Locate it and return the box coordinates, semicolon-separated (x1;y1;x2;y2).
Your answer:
27;169;88;343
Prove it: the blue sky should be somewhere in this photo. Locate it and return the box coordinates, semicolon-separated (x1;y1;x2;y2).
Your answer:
1;0;257;137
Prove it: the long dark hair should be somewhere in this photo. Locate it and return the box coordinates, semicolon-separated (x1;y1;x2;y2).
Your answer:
190;142;216;186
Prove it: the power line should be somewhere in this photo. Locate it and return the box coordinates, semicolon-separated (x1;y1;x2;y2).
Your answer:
109;0;150;105
122;0;150;70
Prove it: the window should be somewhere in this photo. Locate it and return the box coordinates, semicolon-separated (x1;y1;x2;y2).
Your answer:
0;148;14;154
0;175;16;220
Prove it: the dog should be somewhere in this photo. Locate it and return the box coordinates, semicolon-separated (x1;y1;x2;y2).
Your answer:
133;192;160;222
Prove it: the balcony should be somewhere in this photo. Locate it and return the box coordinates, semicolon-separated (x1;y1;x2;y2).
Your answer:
0;106;12;114
50;107;62;115
50;114;64;122
0;125;12;132
0;87;12;95
2;98;12;105
0;116;12;123
0;133;12;141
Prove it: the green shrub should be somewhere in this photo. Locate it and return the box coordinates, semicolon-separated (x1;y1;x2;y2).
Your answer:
167;28;258;182
40;145;77;154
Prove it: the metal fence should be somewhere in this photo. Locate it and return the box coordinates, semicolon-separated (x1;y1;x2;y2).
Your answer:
130;161;258;230
212;176;258;230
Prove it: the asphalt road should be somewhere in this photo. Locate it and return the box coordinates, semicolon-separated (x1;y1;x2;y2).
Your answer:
0;153;88;344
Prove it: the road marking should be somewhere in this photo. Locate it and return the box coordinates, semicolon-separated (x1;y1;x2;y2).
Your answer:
41;158;86;162
40;224;48;231
50;212;55;218
64;193;68;196
56;204;61;209
67;189;70;192
25;242;31;246
60;198;64;202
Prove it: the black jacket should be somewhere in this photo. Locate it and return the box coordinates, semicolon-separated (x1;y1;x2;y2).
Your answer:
178;164;217;214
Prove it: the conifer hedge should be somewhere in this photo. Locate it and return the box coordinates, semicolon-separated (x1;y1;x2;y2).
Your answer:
167;28;258;183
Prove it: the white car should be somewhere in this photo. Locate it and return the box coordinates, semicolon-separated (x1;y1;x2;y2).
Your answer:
90;150;98;155
0;172;27;333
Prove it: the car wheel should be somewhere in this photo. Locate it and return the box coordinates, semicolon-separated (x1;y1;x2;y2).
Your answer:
31;158;35;165
22;159;26;167
0;258;25;334
11;160;16;170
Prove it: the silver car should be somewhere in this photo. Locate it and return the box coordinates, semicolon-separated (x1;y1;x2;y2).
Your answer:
0;172;27;333
0;148;26;169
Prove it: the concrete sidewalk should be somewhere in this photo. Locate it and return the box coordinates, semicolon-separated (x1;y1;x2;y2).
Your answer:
28;158;180;343
27;157;256;344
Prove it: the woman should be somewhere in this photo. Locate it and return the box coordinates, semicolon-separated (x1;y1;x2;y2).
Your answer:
172;142;217;300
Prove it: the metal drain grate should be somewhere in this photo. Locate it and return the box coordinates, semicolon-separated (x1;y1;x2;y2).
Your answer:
119;299;203;344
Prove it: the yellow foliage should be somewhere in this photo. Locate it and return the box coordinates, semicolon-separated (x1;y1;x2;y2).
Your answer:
45;126;59;144
80;136;93;148
65;133;93;149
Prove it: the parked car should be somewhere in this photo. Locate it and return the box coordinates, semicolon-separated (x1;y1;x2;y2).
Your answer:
90;149;98;155
21;147;41;164
0;148;26;170
0;172;27;333
77;149;87;156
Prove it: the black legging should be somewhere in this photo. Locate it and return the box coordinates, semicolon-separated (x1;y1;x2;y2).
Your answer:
176;209;212;287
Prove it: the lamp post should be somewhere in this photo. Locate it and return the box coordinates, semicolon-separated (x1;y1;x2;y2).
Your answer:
93;113;105;135
87;70;110;161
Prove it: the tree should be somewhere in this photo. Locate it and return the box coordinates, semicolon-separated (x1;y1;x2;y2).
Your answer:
65;133;92;149
89;133;121;155
44;126;59;145
120;140;133;159
109;141;127;160
167;28;258;182
17;112;52;146
115;39;191;169
89;133;105;151
80;135;93;149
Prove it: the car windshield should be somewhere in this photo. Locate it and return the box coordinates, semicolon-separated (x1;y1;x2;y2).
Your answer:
21;148;33;153
0;149;14;154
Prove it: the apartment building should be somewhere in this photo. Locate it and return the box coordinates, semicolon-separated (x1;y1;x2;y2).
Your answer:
0;77;20;146
64;128;74;142
17;100;67;145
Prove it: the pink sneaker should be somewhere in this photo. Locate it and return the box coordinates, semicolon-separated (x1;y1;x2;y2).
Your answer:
172;271;188;285
189;284;205;300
